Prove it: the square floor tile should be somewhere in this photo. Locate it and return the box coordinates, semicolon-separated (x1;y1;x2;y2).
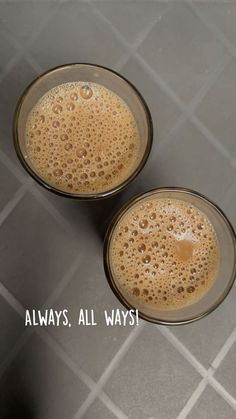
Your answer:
0;163;20;213
122;57;181;149
143;120;235;203
193;2;236;46
138;3;226;104
49;253;134;381
215;340;236;399
0;2;55;46
188;385;236;419
1;295;24;365
196;59;236;158
104;325;200;419
96;1;169;44
0;192;79;308
0;30;16;73
84;399;117;419
0;58;37;159
0;334;88;419
171;286;236;369
29;2;125;71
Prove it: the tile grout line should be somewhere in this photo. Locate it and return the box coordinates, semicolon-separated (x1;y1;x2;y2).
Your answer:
188;1;236;58
24;52;44;74
221;178;236;205
0;327;33;378
0;282;25;318
151;53;231;157
0;150;29;184
190;114;236;171
158;325;236;417
0;50;23;86
134;50;236;175
0;254;84;378
29;184;76;237
187;53;231;114
99;392;129;419
0;179;32;228
90;3;189;118
0;2;235;416
91;2;171;73
0;146;76;238
177;377;208;419
114;13;165;72
208;375;236;409
211;326;236;370
0;4;59;84
71;321;145;419
39;329;129;419
157;326;207;377
0;251;129;419
1;24;44;75
1;2;235;244
91;3;236;173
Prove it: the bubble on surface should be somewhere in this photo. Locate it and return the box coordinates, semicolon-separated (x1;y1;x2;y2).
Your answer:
142;255;151;264
76;148;87;158
110;197;220;310
138;243;146;253
25;81;140;194
80;85;93;99
139;219;148;229
52;104;62;114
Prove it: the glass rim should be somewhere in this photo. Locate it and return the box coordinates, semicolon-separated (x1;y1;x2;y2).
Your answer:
13;62;153;200
103;186;236;325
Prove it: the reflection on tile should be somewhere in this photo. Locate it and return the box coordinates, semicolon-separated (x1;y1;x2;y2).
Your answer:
105;325;200;419
143;120;236;204
0;334;88;419
0;2;55;45
188;385;236;419
171;286;236;368
138;3;226;103
196;59;236;158
0;192;79;308
49;254;133;381
0;163;20;212
193;2;236;46
96;1;169;44
29;2;125;70
215;340;236;399
84;399;117;419
0;295;24;365
122;57;180;149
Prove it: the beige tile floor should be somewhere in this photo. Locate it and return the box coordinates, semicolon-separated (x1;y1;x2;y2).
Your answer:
1;1;236;418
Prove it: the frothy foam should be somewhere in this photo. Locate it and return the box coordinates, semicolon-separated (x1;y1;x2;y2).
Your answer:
25;82;140;194
110;197;220;310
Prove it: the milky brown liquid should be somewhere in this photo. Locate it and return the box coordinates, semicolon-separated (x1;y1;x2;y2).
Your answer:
110;197;220;310
25;82;140;194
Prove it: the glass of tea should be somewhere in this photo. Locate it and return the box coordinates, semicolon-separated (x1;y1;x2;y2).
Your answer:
104;187;236;325
13;63;153;199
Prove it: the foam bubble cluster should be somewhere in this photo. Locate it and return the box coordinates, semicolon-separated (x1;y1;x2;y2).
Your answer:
110;197;220;310
25;82;140;194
